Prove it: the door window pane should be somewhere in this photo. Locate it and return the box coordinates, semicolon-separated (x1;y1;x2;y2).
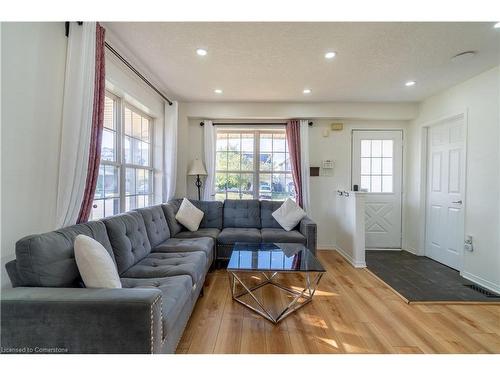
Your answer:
361;158;371;174
371;175;382;193
382;158;393;175
371;140;382;157
382;140;393;157
361;140;371;157
371;158;382;174
359;138;393;193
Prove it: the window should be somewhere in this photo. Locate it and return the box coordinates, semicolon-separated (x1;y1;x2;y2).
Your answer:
215;129;295;201
360;139;393;193
91;93;154;220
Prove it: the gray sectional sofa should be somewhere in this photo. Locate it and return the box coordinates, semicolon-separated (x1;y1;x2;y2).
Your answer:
1;199;316;354
164;199;317;263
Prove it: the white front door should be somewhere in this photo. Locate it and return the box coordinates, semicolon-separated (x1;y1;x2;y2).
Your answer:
352;130;403;249
425;116;465;270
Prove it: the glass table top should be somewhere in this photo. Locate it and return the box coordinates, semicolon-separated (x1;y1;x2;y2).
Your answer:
227;243;326;272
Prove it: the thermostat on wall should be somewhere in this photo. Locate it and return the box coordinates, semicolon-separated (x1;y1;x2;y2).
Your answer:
322;160;334;169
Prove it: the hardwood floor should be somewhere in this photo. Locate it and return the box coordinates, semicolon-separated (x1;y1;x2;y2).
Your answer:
176;251;500;354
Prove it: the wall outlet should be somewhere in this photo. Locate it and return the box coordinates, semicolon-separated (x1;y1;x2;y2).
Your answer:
464;235;473;252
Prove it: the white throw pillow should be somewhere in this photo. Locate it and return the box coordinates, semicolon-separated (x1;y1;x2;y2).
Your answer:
272;198;307;231
175;198;204;232
74;235;121;288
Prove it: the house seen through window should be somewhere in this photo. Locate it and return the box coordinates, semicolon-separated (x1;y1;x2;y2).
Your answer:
215;129;295;201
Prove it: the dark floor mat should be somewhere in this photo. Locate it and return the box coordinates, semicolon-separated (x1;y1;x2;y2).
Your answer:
366;250;500;303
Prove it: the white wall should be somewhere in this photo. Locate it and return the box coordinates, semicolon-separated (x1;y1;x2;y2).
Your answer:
1;23;68;288
405;66;500;292
176;102;414;249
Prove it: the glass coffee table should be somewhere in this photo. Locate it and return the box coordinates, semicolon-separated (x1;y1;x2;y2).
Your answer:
227;242;326;324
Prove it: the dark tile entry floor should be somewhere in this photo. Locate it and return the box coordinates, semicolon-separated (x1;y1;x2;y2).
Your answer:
366;250;500;303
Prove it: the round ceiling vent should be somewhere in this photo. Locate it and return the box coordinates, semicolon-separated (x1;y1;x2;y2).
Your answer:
451;51;476;62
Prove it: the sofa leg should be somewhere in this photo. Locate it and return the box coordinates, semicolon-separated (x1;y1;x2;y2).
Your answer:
200;287;204;298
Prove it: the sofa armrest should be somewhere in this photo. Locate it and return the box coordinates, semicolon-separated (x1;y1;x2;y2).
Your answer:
299;216;317;255
1;287;163;354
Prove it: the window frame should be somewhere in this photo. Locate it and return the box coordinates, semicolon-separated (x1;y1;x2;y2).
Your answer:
91;90;155;219
122;102;155;211
215;128;294;201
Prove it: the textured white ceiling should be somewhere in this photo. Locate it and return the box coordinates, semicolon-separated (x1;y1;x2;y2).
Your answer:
103;22;500;102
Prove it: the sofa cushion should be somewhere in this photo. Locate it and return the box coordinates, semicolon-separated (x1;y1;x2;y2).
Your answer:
121;275;192;338
260;228;306;244
162;201;183;236
175;228;221;240
195;200;223;229
260;200;286;229
15;221;114;287
136;205;170;248
120;252;206;285
223;199;261;228
218;228;262;245
102;211;151;274
175;198;204;232
152;237;214;268
74;235;122;288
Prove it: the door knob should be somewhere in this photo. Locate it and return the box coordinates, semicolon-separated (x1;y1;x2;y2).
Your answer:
452;200;463;204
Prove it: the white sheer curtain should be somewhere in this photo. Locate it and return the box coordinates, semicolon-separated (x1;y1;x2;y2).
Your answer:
203;120;216;200
300;120;311;213
55;22;97;227
163;101;178;202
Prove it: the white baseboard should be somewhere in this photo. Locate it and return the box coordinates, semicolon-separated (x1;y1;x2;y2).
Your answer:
317;244;336;251
334;244;366;268
460;271;500;295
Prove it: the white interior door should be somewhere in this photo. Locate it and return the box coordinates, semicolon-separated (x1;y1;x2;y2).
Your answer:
425;116;465;270
352;130;403;249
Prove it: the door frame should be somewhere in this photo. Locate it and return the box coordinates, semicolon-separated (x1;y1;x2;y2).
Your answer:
350;128;405;250
418;110;469;270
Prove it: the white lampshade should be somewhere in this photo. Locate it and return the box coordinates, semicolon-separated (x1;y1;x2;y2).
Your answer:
188;159;207;176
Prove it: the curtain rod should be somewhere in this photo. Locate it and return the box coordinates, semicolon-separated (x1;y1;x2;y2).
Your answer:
105;42;173;105
200;121;313;127
65;22;173;106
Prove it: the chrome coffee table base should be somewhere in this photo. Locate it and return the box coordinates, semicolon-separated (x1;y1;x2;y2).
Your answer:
227;271;324;324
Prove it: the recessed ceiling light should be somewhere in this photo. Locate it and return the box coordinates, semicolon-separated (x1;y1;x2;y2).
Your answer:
324;51;337;59
303;89;312;94
405;81;416;87
494;22;500;29
214;89;223;94
196;48;208;56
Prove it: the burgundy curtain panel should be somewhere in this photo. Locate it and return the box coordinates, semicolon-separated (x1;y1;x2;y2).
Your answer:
77;23;106;223
286;120;303;207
